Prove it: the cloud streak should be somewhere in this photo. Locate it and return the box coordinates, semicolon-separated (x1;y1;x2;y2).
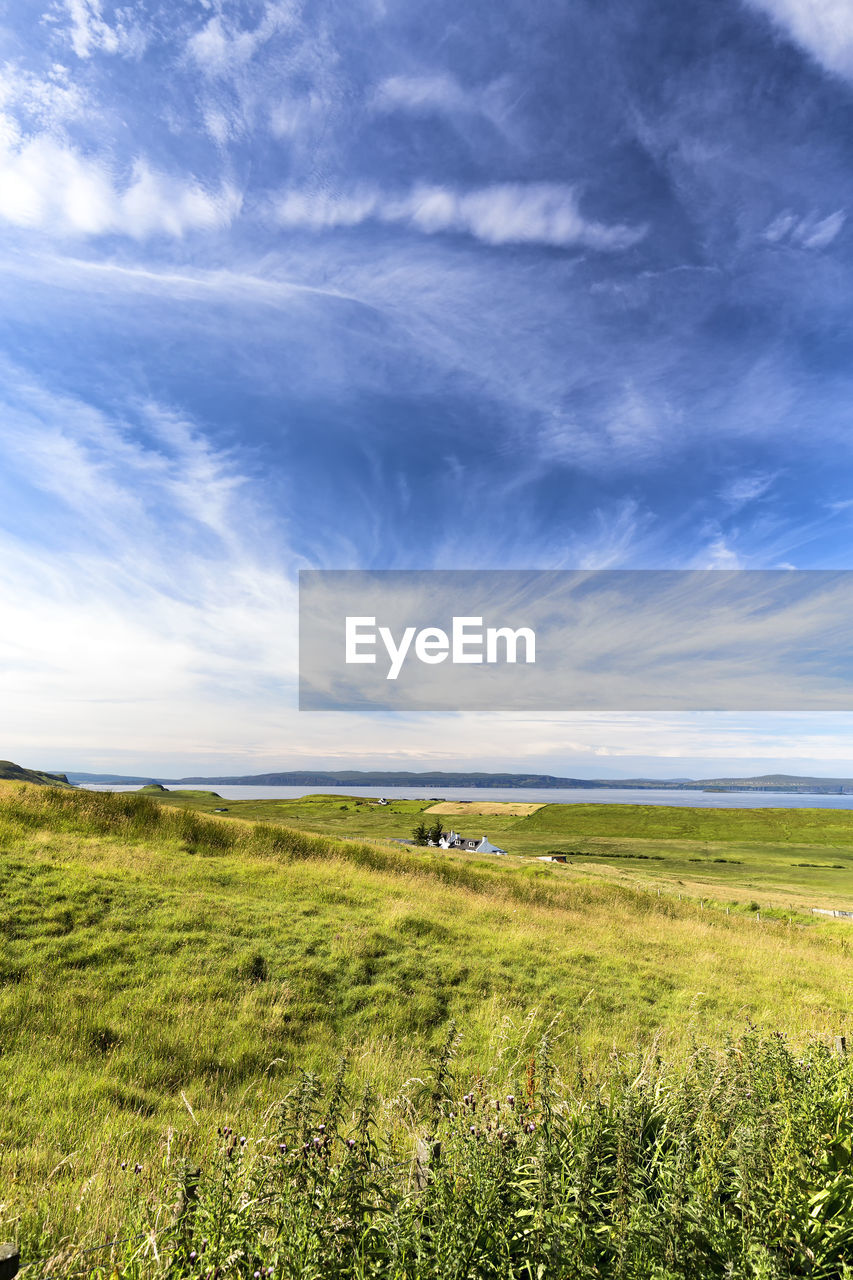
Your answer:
274;182;647;251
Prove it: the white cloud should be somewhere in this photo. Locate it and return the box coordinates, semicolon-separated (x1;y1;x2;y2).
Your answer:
0;120;241;237
373;73;476;115
187;4;298;78
0;369;299;762
61;0;148;59
274;182;647;251
764;208;846;249
719;473;777;507
0;61;87;129
745;0;853;80
697;537;744;570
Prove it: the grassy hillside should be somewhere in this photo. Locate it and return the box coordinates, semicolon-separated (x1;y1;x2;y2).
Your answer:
145;789;853;913
0;759;72;786
2;782;853;1263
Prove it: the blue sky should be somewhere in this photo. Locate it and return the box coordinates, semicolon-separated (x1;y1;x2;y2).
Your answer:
3;0;853;777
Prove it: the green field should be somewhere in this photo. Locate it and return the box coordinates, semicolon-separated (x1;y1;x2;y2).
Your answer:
146;787;853;913
3;782;853;1273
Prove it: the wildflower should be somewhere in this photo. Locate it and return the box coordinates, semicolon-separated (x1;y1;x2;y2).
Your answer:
346;1138;355;1149
318;1123;326;1132
240;1135;247;1147
470;1125;476;1134
507;1096;515;1108
278;1143;287;1153
189;1252;197;1262
255;1271;261;1278
120;1161;127;1170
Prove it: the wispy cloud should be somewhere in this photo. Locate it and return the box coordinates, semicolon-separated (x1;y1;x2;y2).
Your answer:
0;364;298;761
273;182;647;251
373;73;483;115
371;71;515;135
0;60;88;130
0;119;241;237
744;0;853;81
186;4;298;78
764;208;846;249
719;473;777;508
59;0;149;59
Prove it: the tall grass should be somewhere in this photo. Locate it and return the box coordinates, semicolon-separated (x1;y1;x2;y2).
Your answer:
31;1027;853;1279
4;784;853;1275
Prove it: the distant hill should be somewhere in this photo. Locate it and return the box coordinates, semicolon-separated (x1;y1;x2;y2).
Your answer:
63;772;160;784
170;770;613;788
0;760;72;787
60;768;853;794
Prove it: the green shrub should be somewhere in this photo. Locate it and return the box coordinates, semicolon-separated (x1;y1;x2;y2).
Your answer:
41;1029;853;1280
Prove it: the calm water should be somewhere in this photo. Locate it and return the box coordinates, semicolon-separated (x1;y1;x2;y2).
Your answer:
82;783;853;809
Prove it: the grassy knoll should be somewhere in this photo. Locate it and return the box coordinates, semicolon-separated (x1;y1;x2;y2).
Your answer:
147;789;853;913
2;783;853;1266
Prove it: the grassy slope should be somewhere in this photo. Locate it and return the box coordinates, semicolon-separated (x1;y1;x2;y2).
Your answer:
2;782;853;1249
0;760;72;787
148;789;853;912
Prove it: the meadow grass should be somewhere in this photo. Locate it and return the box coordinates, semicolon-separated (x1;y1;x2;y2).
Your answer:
148;789;853;912
21;1029;853;1278
2;784;853;1271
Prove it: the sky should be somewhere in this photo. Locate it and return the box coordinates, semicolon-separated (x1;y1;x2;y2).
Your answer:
2;0;853;778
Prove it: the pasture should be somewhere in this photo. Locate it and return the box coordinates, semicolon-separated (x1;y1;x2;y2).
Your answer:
2;783;853;1271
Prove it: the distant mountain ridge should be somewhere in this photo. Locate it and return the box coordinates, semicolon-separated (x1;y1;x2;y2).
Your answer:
60;768;853;794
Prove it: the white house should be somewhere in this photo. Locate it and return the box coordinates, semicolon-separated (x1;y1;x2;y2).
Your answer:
434;829;507;856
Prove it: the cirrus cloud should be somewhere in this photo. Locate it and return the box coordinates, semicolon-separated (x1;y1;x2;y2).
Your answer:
274;182;647;251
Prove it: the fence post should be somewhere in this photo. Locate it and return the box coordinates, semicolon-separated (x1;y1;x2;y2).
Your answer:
172;1164;201;1234
0;1243;19;1279
415;1137;441;1191
835;1035;847;1056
